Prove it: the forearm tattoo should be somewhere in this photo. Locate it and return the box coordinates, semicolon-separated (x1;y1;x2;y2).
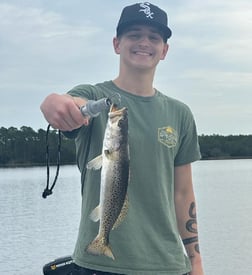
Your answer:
186;202;197;233
183;202;200;255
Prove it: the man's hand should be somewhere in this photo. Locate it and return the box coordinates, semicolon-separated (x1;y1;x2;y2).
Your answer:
40;93;89;131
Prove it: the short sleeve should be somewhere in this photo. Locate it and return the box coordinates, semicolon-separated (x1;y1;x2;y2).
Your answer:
174;109;201;166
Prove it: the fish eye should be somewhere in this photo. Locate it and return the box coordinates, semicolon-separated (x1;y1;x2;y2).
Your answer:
118;120;123;127
118;118;125;127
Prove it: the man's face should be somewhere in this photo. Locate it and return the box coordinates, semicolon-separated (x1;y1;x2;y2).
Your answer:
113;25;169;71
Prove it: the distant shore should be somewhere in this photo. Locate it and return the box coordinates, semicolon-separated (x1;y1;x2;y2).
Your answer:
1;157;251;169
0;126;251;167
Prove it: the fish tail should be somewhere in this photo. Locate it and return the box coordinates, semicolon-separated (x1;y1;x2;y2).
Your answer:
86;236;115;260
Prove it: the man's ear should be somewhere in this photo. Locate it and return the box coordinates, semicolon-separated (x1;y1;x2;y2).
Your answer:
113;37;120;55
160;43;169;60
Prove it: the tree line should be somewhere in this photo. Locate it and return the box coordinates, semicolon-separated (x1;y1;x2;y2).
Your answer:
0;126;76;167
0;126;251;167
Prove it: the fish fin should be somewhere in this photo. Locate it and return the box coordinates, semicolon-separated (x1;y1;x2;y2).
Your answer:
86;155;103;170
89;205;101;222
112;194;129;230
104;149;118;160
86;236;115;260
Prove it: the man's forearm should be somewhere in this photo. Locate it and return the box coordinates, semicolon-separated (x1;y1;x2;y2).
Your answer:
175;195;200;258
182;201;200;258
175;197;204;274
174;164;204;274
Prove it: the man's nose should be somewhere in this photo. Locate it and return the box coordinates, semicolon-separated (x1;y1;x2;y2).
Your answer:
138;35;150;46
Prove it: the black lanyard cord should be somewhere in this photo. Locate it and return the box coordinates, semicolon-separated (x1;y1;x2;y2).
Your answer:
42;124;61;198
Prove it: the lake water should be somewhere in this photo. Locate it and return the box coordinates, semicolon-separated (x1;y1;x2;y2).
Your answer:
0;160;251;275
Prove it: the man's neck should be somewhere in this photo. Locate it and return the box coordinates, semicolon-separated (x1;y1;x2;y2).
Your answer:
113;69;156;97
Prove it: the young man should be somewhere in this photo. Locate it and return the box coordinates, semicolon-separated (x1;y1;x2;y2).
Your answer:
41;3;204;275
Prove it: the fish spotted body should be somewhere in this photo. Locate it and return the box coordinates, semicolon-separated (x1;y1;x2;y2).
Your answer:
86;105;129;260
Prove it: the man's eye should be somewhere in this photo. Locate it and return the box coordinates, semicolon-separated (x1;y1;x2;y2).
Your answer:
128;34;140;39
149;35;160;41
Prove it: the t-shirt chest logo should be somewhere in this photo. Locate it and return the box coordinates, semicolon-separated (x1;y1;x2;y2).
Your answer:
158;126;178;148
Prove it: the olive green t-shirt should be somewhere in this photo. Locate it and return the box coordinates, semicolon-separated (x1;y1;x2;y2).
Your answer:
67;81;201;275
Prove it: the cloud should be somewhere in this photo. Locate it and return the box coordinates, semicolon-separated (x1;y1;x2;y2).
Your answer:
0;3;102;58
0;2;111;97
171;0;252;67
0;0;251;134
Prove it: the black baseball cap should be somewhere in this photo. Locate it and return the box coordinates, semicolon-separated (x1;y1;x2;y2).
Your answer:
116;2;172;41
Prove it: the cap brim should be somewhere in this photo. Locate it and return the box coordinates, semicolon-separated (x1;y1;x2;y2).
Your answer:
117;20;172;40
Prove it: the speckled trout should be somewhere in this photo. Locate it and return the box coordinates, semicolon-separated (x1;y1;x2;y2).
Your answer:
86;105;129;260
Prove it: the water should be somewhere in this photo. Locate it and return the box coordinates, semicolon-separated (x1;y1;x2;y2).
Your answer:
0;160;252;275
0;165;82;275
193;159;252;275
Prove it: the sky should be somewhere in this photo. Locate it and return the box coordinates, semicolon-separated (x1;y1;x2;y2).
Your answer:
1;0;251;135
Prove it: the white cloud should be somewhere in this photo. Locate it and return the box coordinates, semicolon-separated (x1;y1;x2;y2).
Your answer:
0;3;100;38
0;0;251;134
0;3;102;60
171;0;252;66
0;2;109;90
181;70;252;89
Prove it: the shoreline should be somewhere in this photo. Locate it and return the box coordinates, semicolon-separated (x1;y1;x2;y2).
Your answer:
1;157;251;168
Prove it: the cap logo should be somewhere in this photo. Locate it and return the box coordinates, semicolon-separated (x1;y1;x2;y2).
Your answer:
139;2;154;19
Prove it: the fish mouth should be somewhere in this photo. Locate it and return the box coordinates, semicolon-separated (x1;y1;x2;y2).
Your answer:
109;104;127;118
